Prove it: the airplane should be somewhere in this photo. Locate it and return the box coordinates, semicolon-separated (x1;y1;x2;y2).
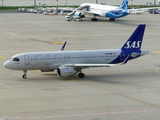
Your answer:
65;0;160;21
3;24;148;79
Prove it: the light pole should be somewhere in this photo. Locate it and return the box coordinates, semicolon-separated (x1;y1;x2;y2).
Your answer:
154;0;156;5
131;0;133;8
2;0;3;6
55;0;58;14
34;0;36;6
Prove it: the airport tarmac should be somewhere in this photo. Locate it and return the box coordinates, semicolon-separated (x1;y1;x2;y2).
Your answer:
0;11;160;120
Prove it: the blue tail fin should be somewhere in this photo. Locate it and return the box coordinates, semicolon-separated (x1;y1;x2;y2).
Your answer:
121;24;146;50
120;0;128;10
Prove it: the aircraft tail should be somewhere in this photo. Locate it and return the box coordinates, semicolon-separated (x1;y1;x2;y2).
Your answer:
120;0;128;10
121;24;146;50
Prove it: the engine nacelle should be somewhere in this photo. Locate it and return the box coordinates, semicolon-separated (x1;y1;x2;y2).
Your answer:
74;11;81;17
40;69;54;72
74;11;85;19
57;67;77;77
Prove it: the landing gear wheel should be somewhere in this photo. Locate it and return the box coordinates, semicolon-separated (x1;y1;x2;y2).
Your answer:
109;18;115;21
23;70;27;79
22;75;27;79
81;15;85;18
78;73;85;78
91;18;98;21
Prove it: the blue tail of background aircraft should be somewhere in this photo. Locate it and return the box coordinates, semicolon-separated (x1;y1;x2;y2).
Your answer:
121;24;146;51
120;0;128;10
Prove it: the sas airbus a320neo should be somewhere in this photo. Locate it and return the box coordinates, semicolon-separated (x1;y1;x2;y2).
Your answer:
4;25;148;79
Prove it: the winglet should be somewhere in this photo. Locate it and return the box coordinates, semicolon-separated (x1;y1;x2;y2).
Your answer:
59;41;67;51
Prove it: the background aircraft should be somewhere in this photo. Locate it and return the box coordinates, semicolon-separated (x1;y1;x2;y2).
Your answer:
65;0;129;21
65;0;160;21
4;25;148;79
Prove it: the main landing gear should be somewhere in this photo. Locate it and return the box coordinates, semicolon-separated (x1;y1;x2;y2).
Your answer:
109;18;115;21
91;18;98;21
22;70;27;79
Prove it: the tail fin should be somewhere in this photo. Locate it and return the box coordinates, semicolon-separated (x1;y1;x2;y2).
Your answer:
121;24;146;50
120;0;128;10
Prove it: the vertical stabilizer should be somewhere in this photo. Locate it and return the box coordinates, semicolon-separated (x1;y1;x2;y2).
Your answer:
121;24;146;50
120;0;128;10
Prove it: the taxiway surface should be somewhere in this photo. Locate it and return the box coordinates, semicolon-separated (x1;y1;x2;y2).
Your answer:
0;12;160;120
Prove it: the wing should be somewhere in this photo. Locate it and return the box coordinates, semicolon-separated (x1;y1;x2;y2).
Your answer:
128;7;160;14
74;64;116;67
59;55;130;70
60;64;117;70
59;41;67;51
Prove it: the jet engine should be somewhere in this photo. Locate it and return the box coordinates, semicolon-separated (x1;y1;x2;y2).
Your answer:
73;11;85;20
74;11;82;17
57;67;77;77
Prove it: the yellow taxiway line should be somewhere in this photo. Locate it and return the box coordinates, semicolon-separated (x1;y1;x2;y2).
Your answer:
49;42;64;44
152;51;160;53
67;79;79;81
0;57;5;59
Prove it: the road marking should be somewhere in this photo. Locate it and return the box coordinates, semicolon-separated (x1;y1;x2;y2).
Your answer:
152;51;160;53
49;41;64;44
0;57;5;59
77;81;160;108
1;109;160;120
155;70;160;72
67;79;79;81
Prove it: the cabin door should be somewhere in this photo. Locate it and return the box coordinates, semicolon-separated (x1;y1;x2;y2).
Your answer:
24;55;30;65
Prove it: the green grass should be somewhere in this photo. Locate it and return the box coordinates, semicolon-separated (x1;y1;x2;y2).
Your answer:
0;6;34;11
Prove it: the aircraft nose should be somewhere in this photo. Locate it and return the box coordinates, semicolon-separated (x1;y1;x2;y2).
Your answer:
3;61;13;69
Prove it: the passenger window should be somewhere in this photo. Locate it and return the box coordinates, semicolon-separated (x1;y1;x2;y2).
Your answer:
13;58;20;61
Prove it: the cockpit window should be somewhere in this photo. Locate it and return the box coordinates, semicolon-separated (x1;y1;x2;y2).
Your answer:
12;58;20;61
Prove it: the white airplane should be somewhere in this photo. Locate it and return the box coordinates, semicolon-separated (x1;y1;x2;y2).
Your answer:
65;0;160;21
65;0;130;21
4;24;148;79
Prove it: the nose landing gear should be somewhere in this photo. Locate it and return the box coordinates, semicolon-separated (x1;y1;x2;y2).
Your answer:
22;70;27;79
